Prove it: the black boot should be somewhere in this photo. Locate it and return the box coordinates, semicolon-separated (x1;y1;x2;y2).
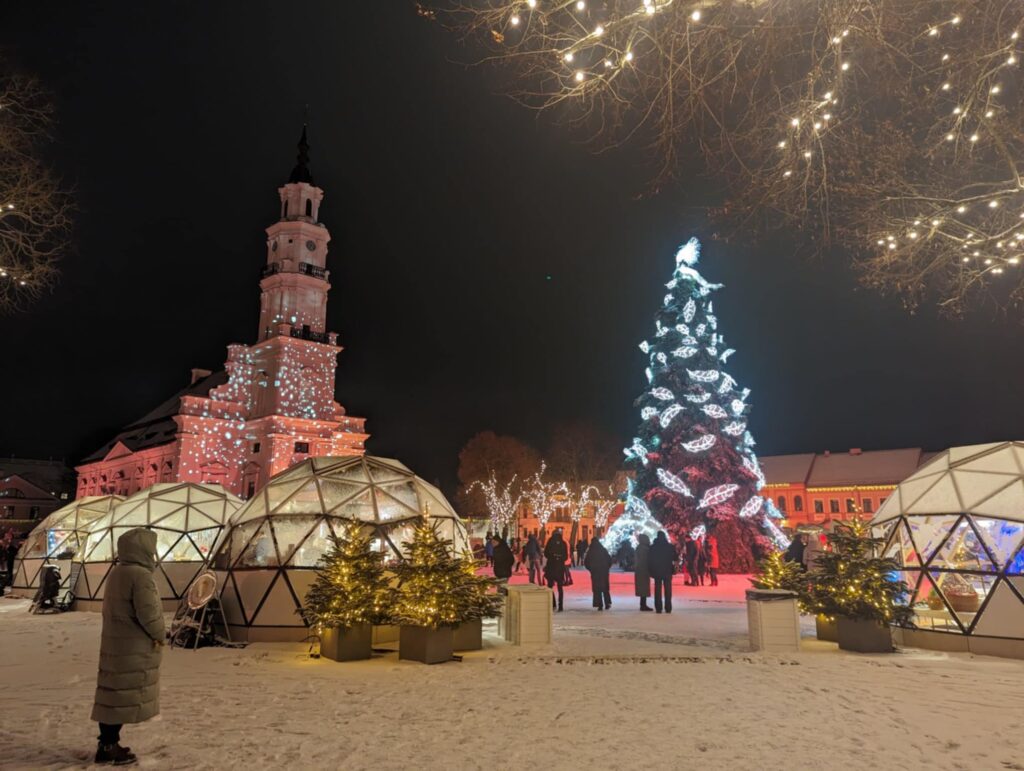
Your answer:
95;743;137;766
640;598;653;612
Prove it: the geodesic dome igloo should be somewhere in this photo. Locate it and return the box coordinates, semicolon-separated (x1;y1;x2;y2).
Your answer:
211;455;469;642
9;495;123;598
871;441;1024;658
73;483;243;611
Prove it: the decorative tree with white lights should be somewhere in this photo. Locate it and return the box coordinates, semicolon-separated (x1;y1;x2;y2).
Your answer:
605;238;788;571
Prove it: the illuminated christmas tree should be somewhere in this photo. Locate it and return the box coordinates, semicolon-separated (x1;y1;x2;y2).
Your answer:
301;523;392;629
393;518;498;629
812;519;913;625
610;238;788;571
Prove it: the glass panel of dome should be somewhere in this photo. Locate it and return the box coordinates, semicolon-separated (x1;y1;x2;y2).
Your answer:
291;520;333;567
22;531;47;558
930;520;996;571
47;531;73;559
1008;543;1024;574
161;486;190;503
237;522;279;567
265;479;306;510
166;536;203;562
274;486;322;515
150;528;182;561
374;489;419;523
271;516;319;565
326;463;370;485
971;517;1024;571
337;489;377;522
380;481;420;513
153;509;188;533
111;501;146;526
84;531;112;561
369;464;408;485
908;572;960;632
147;499;186;525
318;479;364;512
226;520;264;567
932;570;989;629
908;514;960;563
189;527;220;560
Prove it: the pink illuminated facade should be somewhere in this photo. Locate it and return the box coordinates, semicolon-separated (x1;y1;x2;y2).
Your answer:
76;129;368;500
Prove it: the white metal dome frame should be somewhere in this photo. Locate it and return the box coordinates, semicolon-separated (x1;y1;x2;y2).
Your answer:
9;495;123;597
211;455;469;641
73;482;242;609
871;441;1024;643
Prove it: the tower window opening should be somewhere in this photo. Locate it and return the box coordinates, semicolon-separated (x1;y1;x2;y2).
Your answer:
283;200;289;218
305;199;313;217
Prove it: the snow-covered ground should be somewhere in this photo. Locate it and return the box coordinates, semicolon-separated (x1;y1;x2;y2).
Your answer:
2;569;1023;770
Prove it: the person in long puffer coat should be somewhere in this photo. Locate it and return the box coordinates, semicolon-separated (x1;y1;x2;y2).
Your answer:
634;533;653;611
583;538;612;610
91;528;166;766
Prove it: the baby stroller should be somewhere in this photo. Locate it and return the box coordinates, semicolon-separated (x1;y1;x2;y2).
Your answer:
29;564;74;614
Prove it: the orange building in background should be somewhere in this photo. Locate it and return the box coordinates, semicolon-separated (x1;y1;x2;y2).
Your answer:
759;447;932;528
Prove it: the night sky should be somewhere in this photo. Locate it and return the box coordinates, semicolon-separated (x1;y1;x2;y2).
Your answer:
2;2;1022;493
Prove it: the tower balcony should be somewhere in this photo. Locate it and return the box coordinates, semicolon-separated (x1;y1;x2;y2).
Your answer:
264;322;338;346
261;261;327;280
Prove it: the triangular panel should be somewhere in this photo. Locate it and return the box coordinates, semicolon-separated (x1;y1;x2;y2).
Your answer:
232;570;277;624
906;474;962;514
250;572;299;627
219;573;246;626
950;442;1005;465
930;520;996;571
284;569;317;609
970;479;1024;520
957;450;1022;476
971;517;1024;571
152;566;175;599
971;579;1024;638
896;473;949;513
162;562;201;598
951;471;1018;511
908;514;960;564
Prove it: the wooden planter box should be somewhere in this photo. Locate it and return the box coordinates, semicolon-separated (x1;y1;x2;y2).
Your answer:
837;617;893;653
321;624;373;662
399;625;453;664
452;618;483;651
815;615;838;642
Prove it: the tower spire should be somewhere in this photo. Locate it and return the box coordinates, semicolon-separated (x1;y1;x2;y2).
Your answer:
289;124;314;184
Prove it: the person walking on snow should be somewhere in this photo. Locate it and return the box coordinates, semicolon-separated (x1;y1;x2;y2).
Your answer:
91;528;166;766
491;535;514;592
484;533;495;567
575;537;587;568
704;532;720;587
584;537;612;610
648;531;678;614
683;534;699;586
523;534;543;584
543;529;570;612
695;535;708;586
634;533;653;611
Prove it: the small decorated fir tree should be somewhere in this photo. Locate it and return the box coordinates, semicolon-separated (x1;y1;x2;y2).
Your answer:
301;523;392;630
811;519;913;625
750;551;814;613
457;551;504;622
393;518;497;629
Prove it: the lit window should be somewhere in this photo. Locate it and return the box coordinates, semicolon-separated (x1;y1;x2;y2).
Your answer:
776;496;787;511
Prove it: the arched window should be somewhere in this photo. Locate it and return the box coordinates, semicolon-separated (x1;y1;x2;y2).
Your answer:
776;496;787;511
794;495;803;512
305;199;313;217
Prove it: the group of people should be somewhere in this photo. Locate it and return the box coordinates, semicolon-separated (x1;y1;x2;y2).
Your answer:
782;530;826;572
482;528;721;615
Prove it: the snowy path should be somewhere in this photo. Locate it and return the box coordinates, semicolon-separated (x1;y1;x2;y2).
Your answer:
2;576;1023;771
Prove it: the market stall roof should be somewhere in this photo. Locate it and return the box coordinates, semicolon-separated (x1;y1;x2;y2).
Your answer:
870;441;1024;524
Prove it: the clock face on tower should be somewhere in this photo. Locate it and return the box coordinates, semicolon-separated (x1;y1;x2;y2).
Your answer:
305;240;316;252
